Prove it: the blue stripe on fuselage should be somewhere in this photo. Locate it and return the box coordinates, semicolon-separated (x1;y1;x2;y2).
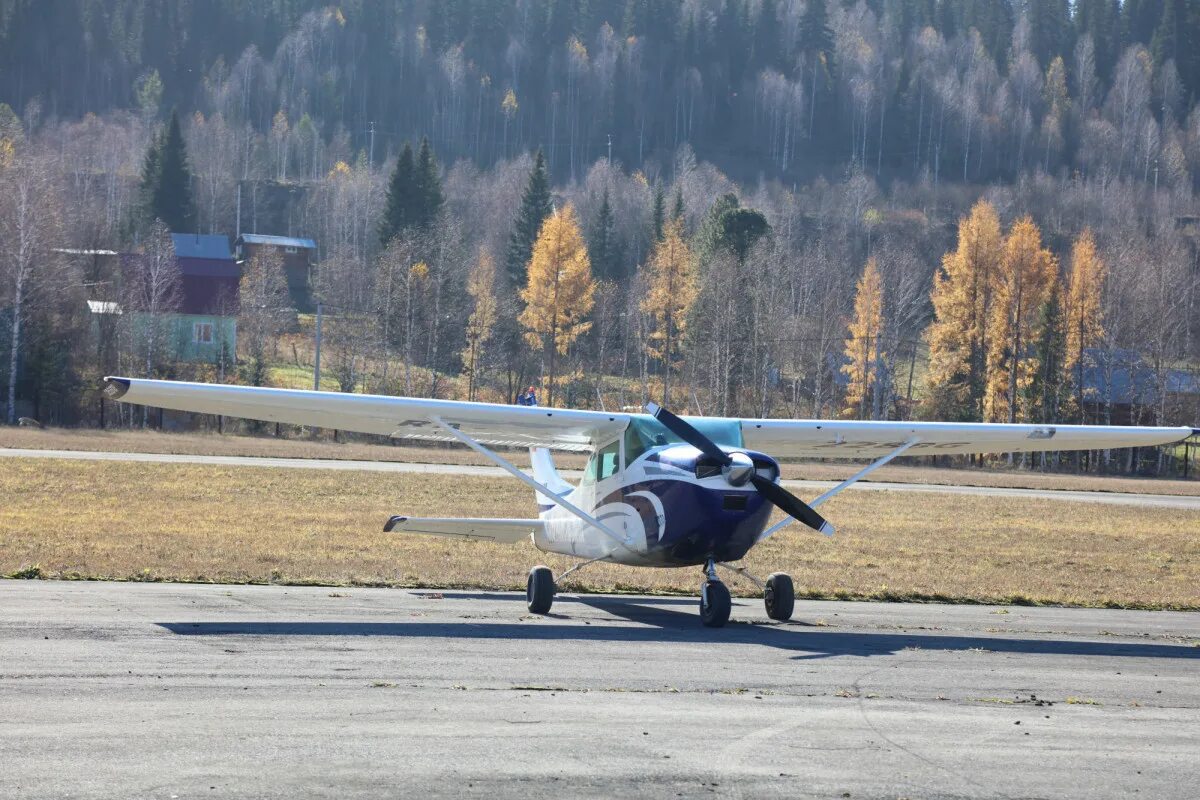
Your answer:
598;479;772;565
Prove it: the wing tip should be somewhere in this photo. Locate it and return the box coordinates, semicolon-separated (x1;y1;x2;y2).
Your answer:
645;401;661;416
101;377;130;400
383;515;407;532
818;521;835;537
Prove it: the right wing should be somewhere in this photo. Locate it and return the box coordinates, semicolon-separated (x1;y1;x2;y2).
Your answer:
103;377;627;452
383;516;542;543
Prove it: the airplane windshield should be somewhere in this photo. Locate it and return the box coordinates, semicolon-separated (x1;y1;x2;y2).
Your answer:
623;416;744;465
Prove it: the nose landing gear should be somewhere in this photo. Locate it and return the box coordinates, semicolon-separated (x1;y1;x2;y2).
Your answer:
700;559;732;627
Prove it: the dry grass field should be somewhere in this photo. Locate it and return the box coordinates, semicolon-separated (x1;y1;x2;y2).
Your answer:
3;426;1197;496
2;457;1198;609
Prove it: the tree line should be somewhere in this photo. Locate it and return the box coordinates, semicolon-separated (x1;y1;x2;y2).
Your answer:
11;1;1200;191
0;3;1198;475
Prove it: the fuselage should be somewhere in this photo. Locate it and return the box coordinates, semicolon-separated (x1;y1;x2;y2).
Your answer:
531;422;781;567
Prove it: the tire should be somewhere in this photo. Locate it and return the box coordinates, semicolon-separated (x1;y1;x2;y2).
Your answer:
700;580;732;628
764;572;795;622
526;565;555;614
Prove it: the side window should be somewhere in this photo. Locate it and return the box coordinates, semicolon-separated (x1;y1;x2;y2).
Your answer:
583;439;621;483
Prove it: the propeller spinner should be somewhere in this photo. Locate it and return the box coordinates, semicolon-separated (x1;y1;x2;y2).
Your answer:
645;402;834;536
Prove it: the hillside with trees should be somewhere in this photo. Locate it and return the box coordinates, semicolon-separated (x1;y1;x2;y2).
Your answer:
0;0;1197;474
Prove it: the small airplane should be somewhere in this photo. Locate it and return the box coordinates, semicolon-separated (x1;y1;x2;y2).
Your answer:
102;377;1196;627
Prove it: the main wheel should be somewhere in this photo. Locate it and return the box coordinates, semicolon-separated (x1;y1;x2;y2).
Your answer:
764;572;795;621
700;580;732;628
526;565;555;614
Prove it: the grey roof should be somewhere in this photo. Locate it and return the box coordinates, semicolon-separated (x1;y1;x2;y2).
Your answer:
237;234;317;250
1081;348;1199;404
171;233;232;261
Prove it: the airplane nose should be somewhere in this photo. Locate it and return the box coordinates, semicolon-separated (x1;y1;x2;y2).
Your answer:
722;451;755;487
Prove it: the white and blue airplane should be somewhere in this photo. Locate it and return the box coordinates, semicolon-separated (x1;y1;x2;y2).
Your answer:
102;377;1196;627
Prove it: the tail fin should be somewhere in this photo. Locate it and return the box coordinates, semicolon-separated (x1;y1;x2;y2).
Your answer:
530;447;574;509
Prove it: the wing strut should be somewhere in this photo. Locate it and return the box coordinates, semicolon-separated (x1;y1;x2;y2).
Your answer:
757;437;920;542
428;416;634;555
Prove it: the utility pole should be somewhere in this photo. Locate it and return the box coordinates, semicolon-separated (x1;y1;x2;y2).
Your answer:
368;121;376;167
313;302;323;391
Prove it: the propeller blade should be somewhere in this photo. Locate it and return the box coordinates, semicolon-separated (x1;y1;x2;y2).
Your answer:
645;402;731;465
750;474;835;536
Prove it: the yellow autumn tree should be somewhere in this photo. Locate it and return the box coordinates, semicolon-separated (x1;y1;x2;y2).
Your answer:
924;200;1002;421
841;257;885;419
985;216;1058;423
519;204;595;406
461;247;498;401
639;217;697;406
1061;228;1106;421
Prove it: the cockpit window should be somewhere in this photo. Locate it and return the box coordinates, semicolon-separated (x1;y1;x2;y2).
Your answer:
623;416;743;465
582;438;621;484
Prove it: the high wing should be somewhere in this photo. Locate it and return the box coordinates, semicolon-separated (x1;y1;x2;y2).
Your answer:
739;418;1195;458
383;516;541;543
104;377;1192;459
103;377;627;452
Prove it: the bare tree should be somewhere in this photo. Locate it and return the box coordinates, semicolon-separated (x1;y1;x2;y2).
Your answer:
0;155;65;424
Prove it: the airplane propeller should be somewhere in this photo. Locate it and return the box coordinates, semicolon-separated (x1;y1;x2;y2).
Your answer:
646;402;834;536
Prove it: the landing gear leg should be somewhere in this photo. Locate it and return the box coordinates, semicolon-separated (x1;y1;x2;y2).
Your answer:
764;572;795;621
526;565;555;614
699;559;731;628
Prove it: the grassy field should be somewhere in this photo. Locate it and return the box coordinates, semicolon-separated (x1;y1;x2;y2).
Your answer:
3;426;1198;496
2;457;1198;610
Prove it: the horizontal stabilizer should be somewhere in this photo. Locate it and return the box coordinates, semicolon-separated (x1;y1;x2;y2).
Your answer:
383;516;541;543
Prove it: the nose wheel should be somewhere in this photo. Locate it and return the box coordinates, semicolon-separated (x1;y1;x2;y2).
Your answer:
699;559;732;627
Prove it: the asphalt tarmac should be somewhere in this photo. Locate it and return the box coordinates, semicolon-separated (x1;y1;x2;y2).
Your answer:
2;580;1198;799
3;446;1197;509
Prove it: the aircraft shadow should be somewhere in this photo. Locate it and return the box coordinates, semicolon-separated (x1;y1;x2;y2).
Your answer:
157;594;1199;662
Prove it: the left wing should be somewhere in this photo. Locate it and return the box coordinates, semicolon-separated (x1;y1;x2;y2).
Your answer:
103;377;627;452
383;516;541;543
740;418;1195;458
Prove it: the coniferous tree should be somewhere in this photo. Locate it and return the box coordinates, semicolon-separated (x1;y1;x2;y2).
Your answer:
519;204;595;406
671;186;685;222
640;217;696;407
1062;228;1106;422
506;149;553;287
842;257;886;420
141;110;195;232
414;137;444;229
461;247;499;401
379;142;417;245
924;200;1003;421
985;217;1058;424
650;182;665;242
588;189;621;280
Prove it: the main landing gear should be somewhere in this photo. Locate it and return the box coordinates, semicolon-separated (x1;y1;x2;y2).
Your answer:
526;565;555;614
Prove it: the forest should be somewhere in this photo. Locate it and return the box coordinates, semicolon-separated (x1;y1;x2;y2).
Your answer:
0;0;1197;474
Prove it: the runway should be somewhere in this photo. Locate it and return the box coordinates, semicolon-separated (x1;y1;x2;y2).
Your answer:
3;580;1198;799
3;446;1198;509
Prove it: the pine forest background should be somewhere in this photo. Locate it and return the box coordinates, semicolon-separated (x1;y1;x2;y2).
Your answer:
0;0;1198;474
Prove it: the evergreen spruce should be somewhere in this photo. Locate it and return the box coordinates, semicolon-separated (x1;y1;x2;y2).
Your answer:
650;183;665;242
671;185;685;222
380;142;417;245
588;189;622;280
141;109;195;232
414;136;444;229
505;149;553;287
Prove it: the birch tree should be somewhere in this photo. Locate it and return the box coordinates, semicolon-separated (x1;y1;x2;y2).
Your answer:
0;156;64;424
